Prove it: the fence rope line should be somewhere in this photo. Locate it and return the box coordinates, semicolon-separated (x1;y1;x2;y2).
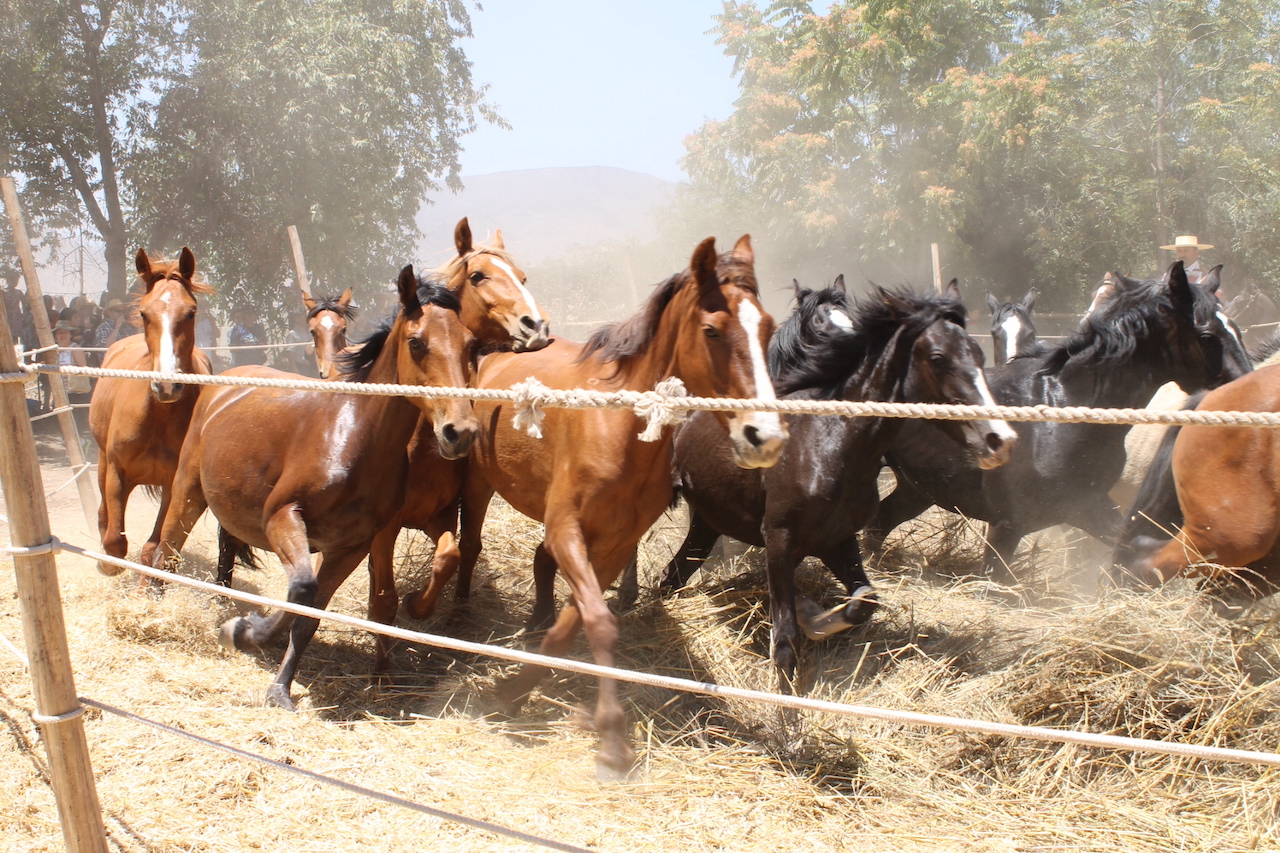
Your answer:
55;541;1280;770
3;363;1280;430
76;697;593;852
0;632;588;852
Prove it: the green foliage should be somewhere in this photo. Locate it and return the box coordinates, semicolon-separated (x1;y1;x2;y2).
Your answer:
683;0;1280;309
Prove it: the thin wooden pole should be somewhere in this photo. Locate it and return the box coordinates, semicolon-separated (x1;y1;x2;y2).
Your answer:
0;295;109;853
1;177;99;533
931;243;943;295
287;225;311;297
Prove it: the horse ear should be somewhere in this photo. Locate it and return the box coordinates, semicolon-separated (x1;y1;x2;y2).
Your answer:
135;248;151;277
454;217;473;256
985;291;999;314
302;293;317;312
833;274;846;293
492;228;505;250
1167;261;1195;310
732;234;754;265
338;287;353;307
397;265;421;313
877;286;911;318
1021;289;1036;311
792;279;803;298
691;237;720;300
178;246;196;281
1198;264;1224;298
944;279;961;301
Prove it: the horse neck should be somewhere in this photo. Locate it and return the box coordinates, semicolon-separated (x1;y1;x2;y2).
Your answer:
350;338;426;453
605;293;691;391
1055;344;1181;409
829;324;916;455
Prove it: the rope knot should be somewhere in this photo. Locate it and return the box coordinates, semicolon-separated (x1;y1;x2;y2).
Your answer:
635;377;689;442
510;377;554;439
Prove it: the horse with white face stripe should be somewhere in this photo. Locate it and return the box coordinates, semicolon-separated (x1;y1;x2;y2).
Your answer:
89;247;214;577
986;289;1041;365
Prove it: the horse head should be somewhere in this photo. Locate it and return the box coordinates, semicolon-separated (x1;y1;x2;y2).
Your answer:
668;235;788;469
392;265;479;460
445;217;549;353
302;288;355;379
987;288;1038;364
887;283;1017;470
768;275;860;394
134;247;210;403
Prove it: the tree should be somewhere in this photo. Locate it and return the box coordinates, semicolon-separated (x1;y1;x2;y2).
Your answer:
131;0;496;320
0;0;182;299
682;0;1280;308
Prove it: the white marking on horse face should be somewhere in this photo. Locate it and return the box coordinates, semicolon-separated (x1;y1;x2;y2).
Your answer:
728;298;786;464
323;399;357;485
490;258;543;323
737;299;776;403
1216;310;1243;349
319;314;337;330
159;291;173;305
829;309;854;331
970;367;1018;443
999;315;1023;363
158;313;177;375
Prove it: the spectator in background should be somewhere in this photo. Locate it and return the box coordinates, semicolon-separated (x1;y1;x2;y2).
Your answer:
1161;235;1214;287
94;298;138;355
2;271;24;335
228;304;267;366
53;320;92;430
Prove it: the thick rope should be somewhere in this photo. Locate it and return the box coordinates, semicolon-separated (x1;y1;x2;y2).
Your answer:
53;542;1280;770
3;362;1280;429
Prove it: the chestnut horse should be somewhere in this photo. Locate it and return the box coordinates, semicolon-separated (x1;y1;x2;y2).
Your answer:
302;288;355;379
1125;365;1280;604
429;236;787;779
89;248;213;576
156;272;478;711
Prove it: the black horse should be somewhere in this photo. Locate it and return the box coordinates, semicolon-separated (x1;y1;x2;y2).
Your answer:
660;281;1017;684
987;289;1043;364
868;262;1252;582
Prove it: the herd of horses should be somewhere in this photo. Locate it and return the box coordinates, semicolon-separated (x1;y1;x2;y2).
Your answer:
83;219;1280;778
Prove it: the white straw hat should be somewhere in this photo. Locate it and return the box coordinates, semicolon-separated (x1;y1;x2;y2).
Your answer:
1160;235;1214;250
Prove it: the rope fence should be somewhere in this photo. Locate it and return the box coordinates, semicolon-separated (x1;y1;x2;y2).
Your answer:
2;362;1280;431
22;538;1278;771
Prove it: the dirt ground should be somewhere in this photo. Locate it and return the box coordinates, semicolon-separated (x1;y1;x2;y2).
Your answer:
2;423;1279;852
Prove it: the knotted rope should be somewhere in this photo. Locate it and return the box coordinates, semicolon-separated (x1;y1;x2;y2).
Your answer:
635;377;689;441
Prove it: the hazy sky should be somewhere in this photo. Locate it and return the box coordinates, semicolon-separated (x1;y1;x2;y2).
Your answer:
459;1;742;181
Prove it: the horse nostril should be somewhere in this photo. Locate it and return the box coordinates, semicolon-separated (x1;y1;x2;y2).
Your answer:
744;425;763;448
442;423;459;444
986;432;1004;453
520;315;537;331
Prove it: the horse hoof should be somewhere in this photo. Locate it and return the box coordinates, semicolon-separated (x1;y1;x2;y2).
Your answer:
796;590;877;642
843;586;879;627
595;756;637;784
218;617;257;652
97;559;125;577
264;684;296;712
401;593;433;621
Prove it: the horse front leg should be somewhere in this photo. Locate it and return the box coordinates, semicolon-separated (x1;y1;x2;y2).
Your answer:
763;526;804;691
403;510;463;620
526;542;559;632
983;520;1023;585
799;536;878;641
138;482;178;577
657;508;721;595
96;461;133;576
366;523;401;672
865;473;935;556
454;470;495;601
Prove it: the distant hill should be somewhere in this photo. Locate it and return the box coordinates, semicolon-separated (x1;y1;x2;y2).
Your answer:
415;166;676;264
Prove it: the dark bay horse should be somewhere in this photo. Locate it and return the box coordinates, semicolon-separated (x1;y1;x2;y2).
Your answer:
439;235;788;779
155;272;478;711
302;288;355;379
987;289;1042;364
1124;365;1280;604
870;262;1252;581
663;282;1017;684
89;248;213;576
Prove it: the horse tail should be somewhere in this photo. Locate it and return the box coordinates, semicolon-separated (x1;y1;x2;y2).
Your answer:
144;485;163;502
1111;391;1207;571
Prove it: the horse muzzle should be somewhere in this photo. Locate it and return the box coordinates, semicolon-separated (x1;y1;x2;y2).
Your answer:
970;419;1017;470
728;412;788;469
435;419;478;460
511;318;551;353
150;380;186;403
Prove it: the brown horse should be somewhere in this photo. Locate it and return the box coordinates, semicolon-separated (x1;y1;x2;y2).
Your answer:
302;288;355;379
1127;364;1280;603
89;248;213;576
424;236;788;779
156;271;478;711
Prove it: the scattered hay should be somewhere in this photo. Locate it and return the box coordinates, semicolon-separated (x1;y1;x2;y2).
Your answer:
1;492;1279;851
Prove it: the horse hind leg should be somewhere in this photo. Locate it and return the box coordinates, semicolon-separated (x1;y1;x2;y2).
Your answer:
454;473;495;601
799;536;878;641
864;474;936;557
526;542;559;632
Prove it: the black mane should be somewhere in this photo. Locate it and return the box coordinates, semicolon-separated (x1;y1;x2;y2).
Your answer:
337;278;460;382
776;285;967;400
306;294;358;322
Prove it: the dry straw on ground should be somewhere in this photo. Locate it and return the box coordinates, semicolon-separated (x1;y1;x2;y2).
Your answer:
1;475;1279;852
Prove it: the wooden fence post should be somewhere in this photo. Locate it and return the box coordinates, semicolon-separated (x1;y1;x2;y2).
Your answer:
931;243;943;295
1;176;100;534
287;225;311;297
0;294;109;853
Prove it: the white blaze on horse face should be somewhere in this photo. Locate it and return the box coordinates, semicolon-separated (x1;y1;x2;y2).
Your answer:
1216;311;1243;350
319;314;337;330
969;366;1018;450
829;309;854;331
490;258;543;323
737;299;776;403
158;312;178;376
323;400;358;485
999;315;1023;363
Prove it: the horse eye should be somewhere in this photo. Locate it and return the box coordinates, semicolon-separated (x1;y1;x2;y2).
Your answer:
470;271;485;284
408;338;426;353
703;325;720;339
